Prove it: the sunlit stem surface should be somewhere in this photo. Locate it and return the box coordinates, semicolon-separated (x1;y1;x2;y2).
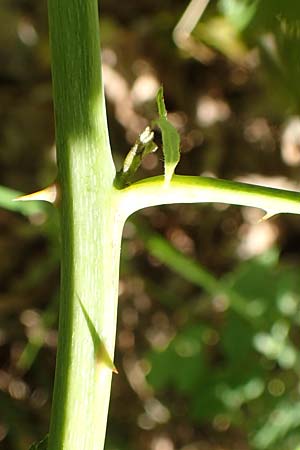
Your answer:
47;0;121;449
120;175;300;217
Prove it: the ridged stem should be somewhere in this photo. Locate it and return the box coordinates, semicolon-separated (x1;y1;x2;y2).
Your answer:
47;1;121;449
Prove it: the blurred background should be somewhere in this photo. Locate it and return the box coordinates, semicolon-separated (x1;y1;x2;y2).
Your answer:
1;0;300;449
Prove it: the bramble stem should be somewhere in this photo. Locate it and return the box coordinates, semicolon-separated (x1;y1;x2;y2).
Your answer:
47;1;121;449
43;1;300;448
119;175;300;217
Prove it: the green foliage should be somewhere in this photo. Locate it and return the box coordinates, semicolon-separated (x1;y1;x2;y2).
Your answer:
218;0;258;32
2;0;300;449
116;87;180;188
252;0;300;30
146;236;300;449
253;401;300;449
147;324;206;393
247;0;300;108
194;0;300;108
155;87;180;185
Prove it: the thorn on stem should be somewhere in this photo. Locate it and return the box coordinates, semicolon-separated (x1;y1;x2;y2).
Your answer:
258;212;277;223
13;183;59;205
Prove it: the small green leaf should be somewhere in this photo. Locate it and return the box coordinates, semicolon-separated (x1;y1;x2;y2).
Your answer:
29;434;48;450
155;87;180;185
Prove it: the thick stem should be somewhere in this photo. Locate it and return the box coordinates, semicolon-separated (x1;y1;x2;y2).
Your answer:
47;1;121;449
48;205;123;450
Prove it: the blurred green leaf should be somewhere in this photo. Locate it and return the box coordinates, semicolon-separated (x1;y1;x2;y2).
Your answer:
134;219;220;294
221;311;254;362
0;185;47;216
134;219;252;319
196;15;249;61
252;400;300;449
218;0;259;31
147;324;205;392
253;0;300;31
146;242;300;446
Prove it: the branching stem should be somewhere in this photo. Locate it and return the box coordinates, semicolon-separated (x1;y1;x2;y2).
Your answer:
119;175;300;217
45;0;300;449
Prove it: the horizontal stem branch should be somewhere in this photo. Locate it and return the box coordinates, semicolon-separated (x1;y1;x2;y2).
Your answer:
119;175;300;218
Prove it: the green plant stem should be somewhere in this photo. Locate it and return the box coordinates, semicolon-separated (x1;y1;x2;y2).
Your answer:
119;175;300;217
22;3;300;448
47;1;122;449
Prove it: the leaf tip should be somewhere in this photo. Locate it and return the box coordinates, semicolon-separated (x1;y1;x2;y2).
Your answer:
156;86;167;118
